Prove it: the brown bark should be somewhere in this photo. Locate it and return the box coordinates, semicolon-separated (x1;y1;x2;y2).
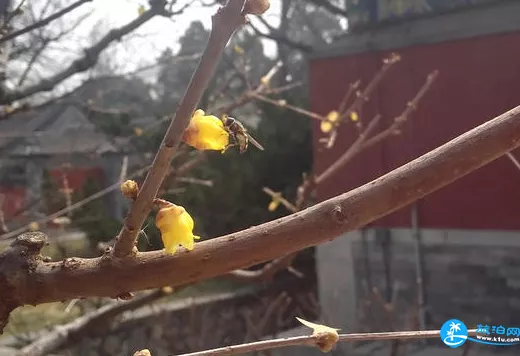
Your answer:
1;104;519;329
112;0;248;258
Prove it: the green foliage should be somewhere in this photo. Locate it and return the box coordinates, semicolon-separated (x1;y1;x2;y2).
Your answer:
170;98;312;239
70;177;121;249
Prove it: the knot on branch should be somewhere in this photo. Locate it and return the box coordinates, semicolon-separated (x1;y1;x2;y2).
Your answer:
10;231;48;261
331;205;348;225
0;232;48;333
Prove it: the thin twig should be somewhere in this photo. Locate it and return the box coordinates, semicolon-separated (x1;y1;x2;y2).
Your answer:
112;0;249;257
251;93;325;121
317;115;381;184
0;0;90;43
362;70;438;150
1;2;167;104
0;165;151;240
19;287;177;356
173;329;478;356
338;80;361;114
339;53;401;123
506;152;520;171
262;187;297;212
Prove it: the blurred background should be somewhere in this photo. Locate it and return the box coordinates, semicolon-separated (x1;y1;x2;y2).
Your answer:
1;1;520;355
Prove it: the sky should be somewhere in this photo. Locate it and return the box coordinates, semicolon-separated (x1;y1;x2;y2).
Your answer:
11;0;283;97
87;0;281;71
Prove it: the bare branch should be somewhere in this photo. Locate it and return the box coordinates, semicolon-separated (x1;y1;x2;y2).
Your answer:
507;152;520;171
0;3;167;104
0;165;151;240
19;288;176;356
171;329;477;356
1;103;518;317
0;0;91;43
304;0;348;18
316;115;381;184
361;70;439;151
112;0;249;257
247;21;312;53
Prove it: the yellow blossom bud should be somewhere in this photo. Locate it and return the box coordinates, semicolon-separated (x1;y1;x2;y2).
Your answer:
320;110;341;133
29;221;39;231
260;76;270;86
268;199;280;212
296;317;340;352
350;111;359;122
326;111;340;123
267;192;282;212
161;286;174;294
155;202;200;255
120;180;139;200
244;0;270;15
134;127;144;136
182;109;229;152
234;45;244;54
137;5;146;16
320;120;333;133
134;350;151;356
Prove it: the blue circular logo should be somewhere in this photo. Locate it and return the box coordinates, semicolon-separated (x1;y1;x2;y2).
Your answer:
440;319;468;348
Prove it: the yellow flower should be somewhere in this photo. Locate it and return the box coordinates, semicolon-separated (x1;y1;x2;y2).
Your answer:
320;110;340;133
137;5;146;16
29;221;39;231
326;111;340;123
268;199;280;212
267;192;282;212
155;202;200;255
234;45;244;54
134;127;144;136
182;109;229;151
161;286;174;294
350;111;359;122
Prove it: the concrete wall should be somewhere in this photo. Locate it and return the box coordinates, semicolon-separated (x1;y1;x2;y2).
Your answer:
317;228;520;336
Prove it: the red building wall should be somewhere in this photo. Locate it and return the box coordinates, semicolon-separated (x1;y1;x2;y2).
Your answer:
310;31;520;230
48;167;104;192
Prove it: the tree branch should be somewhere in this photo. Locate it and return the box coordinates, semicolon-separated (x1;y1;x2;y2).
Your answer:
304;0;348;18
0;0;91;44
172;329;478;356
112;0;248;257
1;104;519;322
19;287;178;356
0;3;166;104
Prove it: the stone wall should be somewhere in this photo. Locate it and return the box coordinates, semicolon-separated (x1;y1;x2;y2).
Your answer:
57;277;318;356
317;228;520;340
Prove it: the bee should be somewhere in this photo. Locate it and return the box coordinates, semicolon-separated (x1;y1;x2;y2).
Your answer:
221;114;264;154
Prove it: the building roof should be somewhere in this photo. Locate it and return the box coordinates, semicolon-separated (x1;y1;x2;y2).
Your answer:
0;102;122;157
311;0;520;60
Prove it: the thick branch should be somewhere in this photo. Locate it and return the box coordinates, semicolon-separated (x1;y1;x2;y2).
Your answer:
112;0;248;257
4;104;519;308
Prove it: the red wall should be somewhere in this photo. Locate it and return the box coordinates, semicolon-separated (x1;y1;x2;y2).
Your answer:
48;167;103;192
0;167;103;221
0;187;25;219
310;31;520;230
